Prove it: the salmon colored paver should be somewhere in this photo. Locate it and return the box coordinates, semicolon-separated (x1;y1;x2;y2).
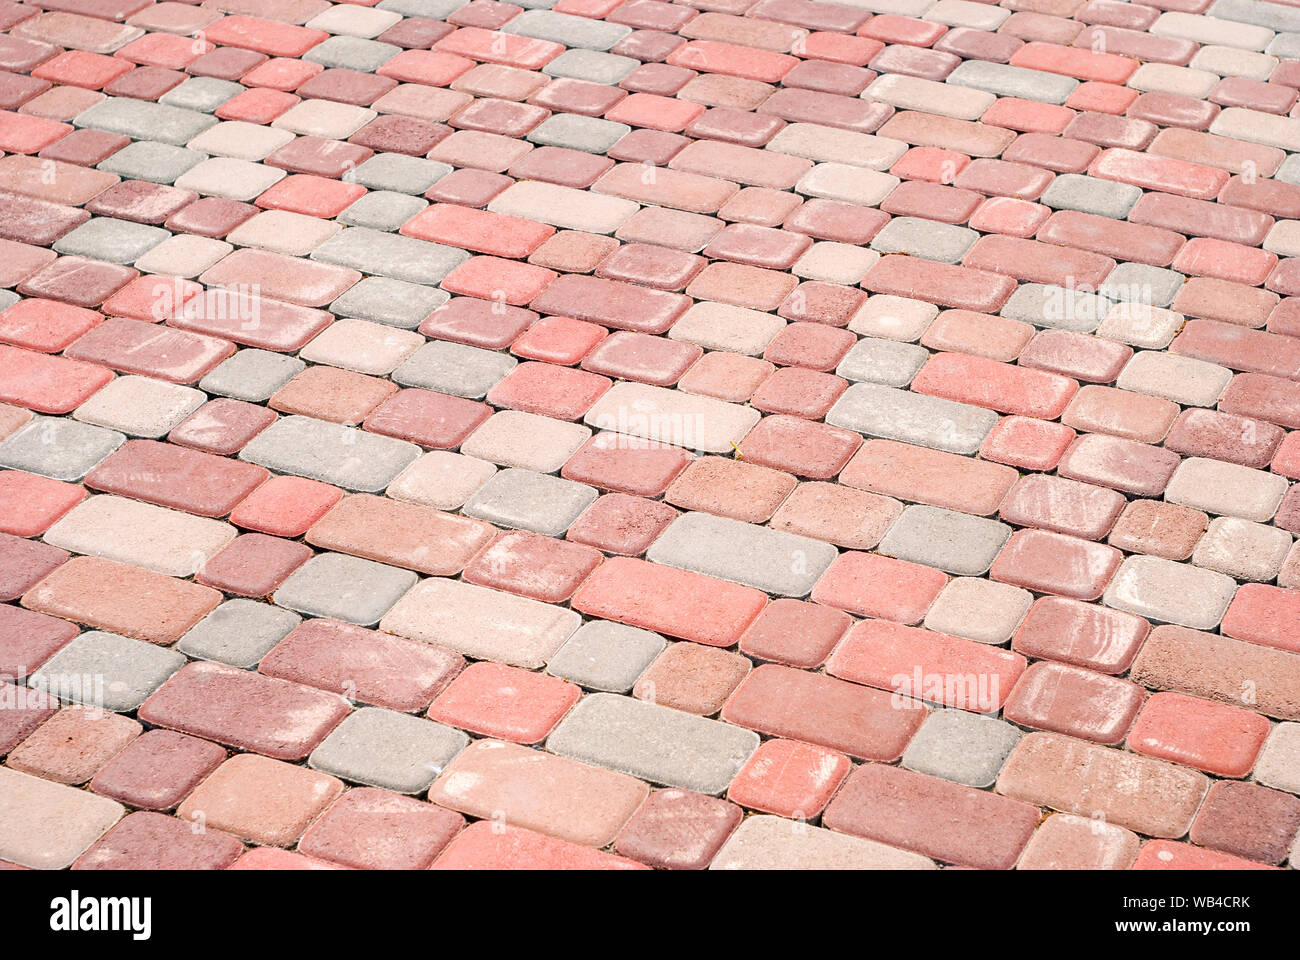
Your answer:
1;0;1300;874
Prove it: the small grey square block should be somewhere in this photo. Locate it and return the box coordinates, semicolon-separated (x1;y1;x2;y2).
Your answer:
1098;262;1184;308
0;417;125;481
1041;174;1142;220
546;621;666;692
177;599;302;668
198;348;306;402
947;59;1078;104
500;10;632;50
901;709;1022;788
311;226;468;285
463;468;598;536
528;112;631;152
309;706;469;794
30;631;186;712
160;78;245;114
338;190;428;232
303;36;401;71
53;218;170;265
274;553;418;626
542;50;638;86
97;140;208;184
871;217;978;263
878;504;1012;576
349;154;451;195
1000;282;1109;332
330;276;447;329
377;0;466;15
392;340;517;397
837;336;930;386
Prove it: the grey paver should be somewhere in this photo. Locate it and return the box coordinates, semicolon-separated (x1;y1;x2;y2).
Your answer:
542;50;640;86
1278;152;1300;186
159;78;244;113
377;0;466;15
302;36;401;71
827;383;998;454
836;336;930;386
1211;0;1300;31
0;417;125;481
177;599;302;668
462;468;598;536
1041;174;1142;219
1102;554;1237;630
74;97;217;145
1097;262;1184;308
96;140;208;184
274;553;418;626
545;621;666;692
392;340;517;397
0;291;17;311
646;512;838;597
1267;33;1300;58
239;414;420;492
500;9;632;49
947;59;1078;104
870;217;978;263
349;153;452;195
546;692;760;795
1000;282;1110;332
528;112;632;153
52;218;170;265
1165;457;1288;522
198;348;306;402
308;706;469;794
310;226;468;284
330;276;447;329
338;190;428;231
901;709;1022;788
29;631;186;712
877;504;1012;576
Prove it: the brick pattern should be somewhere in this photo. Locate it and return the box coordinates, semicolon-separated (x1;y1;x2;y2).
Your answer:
0;0;1299;871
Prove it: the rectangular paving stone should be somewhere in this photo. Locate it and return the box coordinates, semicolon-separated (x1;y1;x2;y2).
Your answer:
239;414;420;492
646;512;838;597
547;692;759;795
585;381;760;454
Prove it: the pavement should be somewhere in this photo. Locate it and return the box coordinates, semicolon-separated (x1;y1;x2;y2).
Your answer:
0;0;1299;871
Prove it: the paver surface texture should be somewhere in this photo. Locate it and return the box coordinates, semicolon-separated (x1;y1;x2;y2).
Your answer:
0;0;1299;872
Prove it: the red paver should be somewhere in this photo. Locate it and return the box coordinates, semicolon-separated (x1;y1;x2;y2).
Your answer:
89;730;226;812
810;551;948;624
1127;692;1270;778
298;789;464;870
85;439;268;518
428;661;580;744
613;789;741;870
74;812;243;871
727;738;850;818
463;529;602;602
432;822;647;870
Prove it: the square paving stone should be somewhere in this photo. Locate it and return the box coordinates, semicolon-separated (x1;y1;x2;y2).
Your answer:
1041;174;1142;219
543;50;639;85
546;620;667;693
330;276;448;330
0;766;124;869
350;153;451;194
239;414;421;492
177;599;302;668
311;226;468;285
274;552;418;626
923;577;1034;645
29;630;187;712
338;190;429;232
528;112;631;152
901;709;1022;788
75;97;218;146
0;417;126;481
304;36;401;72
836;336;931;387
392;340;517;398
198;348;306;402
463;468;599;536
877;504;1012;576
97;140;208;184
160;77;244;113
308;706;469;794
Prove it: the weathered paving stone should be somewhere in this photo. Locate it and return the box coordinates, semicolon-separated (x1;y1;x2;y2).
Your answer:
547;692;760;795
827;383;998;454
331;276;448;329
836;337;931;387
381;577;581;669
1098;263;1184;308
0;418;126;481
901;709;1022;788
871;218;979;264
646;512;838;597
545;621;667;693
339;191;430;233
543;50;639;86
350;154;452;195
53;218;170;265
502;10;632;50
97;141;208;185
1102;555;1237;630
303;36;401;71
462;468;598;536
585;382;761;454
240;415;420;492
0;767;124;869
199;349;306;403
1041;175;1143;220
392;340;517;398
75;97;218;146
309;707;469;794
877;504;1012;576
161;78;244;114
29;631;186;712
177;599;302;669
947;60;1078;104
1000;283;1110;333
274;553;417;626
